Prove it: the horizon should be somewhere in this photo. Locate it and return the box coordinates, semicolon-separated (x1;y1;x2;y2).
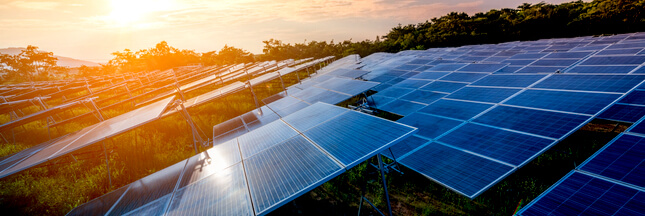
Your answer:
1;0;574;63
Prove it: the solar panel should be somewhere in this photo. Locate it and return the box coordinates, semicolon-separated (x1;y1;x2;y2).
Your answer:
566;65;637;74
420;81;468;93
0;96;176;179
579;134;645;188
473;106;588;139
531;59;580;67
408;72;449;80
471;74;546;87
580;56;645;65
373;87;414;98
397;112;462;139
438;123;553;166
446;87;520;103
518;171;645;216
399;142;514;198
598;104;645;123
439;72;489;82
378;99;427;116
418;99;493;120
428;63;467;72
504;89;620;114
532;74;645;93
457;63;508;72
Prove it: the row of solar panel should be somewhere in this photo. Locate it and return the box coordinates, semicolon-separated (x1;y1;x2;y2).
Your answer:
67;102;416;216
518;116;645;215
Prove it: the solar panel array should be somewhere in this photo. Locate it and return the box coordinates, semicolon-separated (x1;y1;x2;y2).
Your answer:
357;32;645;198
67;102;416;216
517;115;645;215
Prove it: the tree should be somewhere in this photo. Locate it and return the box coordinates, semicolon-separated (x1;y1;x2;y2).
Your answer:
0;45;58;81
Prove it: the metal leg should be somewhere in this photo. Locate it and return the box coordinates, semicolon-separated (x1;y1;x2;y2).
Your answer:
378;154;393;216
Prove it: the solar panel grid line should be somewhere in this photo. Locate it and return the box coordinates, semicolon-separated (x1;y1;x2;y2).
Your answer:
160;157;192;215
235;136;257;216
278;119;346;168
576;169;645;195
104;183;134;216
496;103;594;117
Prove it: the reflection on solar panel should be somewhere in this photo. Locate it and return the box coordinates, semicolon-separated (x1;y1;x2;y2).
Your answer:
0;96;176;179
68;102;416;215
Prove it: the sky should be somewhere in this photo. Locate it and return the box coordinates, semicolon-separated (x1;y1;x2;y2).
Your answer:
0;0;574;63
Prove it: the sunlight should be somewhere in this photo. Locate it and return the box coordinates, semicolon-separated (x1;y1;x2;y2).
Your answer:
108;0;173;25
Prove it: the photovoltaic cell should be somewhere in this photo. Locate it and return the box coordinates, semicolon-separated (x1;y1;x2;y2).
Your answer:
502;59;535;66
531;59;580;67
303;111;416;167
67;186;129;216
428;63;467;72
446;87;520;103
179;141;242;188
373;87;415;98
420;81;467;93
400;143;514;198
597;48;644;55
400;90;448;104
619;90;645;105
166;163;253;216
439;72;488;82
509;53;548;59
544;52;592;58
580;134;645;188
438;123;553;166
505;89;620;114
457;63;508;72
631;120;645;135
598;104;645;123
408;72;449;80
518;171;645;216
392;79;432;89
580;56;645;65
237;120;298;159
474;106;588;139
368;95;396;108
382;135;430;159
397;112;462;139
566;65;637;74
378;99;426;116
418;99;493;120
515;66;563;73
471;74;546;87
281;103;348;132
314;78;378;96
244;135;343;215
532;74;645;93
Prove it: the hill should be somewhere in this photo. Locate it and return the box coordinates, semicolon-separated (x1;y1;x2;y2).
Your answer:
0;47;99;67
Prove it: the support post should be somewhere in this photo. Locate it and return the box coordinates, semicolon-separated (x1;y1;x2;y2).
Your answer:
179;102;205;154
101;141;112;188
277;72;287;96
377;154;393;216
247;81;260;108
88;99;105;121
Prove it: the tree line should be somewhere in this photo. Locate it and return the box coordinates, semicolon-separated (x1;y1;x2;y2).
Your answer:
2;0;643;82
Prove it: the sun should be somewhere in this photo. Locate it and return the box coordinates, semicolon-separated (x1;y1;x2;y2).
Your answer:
108;0;173;24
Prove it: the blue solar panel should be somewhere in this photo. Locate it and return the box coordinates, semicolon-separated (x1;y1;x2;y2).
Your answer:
620;90;645;105
438;123;553;166
382;135;430;160
566;65;637;74
428;63;467;71
418;99;493;120
471;74;546;87
504;89;620;114
314;78;378;96
392;78;432;89
597;48;644;55
474;106;588;139
457;63;508;72
509;53;548;59
518;171;645;216
397;112;462;139
532;74;645;93
446;87;520;103
439;72;489;82
281;103;348;132
238;121;298;158
545;52;592;58
166;163;253;216
631;120;645;135
414;65;434;72
406;58;434;65
598;104;645;122
369;74;397;83
420;81;467;93
608;42;645;49
303;111;416;168
245;135;343;215
399;143;514;198
633;66;645;74
373;87;415;98
400;90;448;104
368;95;396;108
408;72;449;80
531;59;580;66
580;134;645;188
496;66;522;73
378;99;426;116
502;59;536;66
580;56;645;65
515;66;563;73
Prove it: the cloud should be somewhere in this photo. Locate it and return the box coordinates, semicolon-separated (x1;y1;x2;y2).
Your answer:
8;1;61;10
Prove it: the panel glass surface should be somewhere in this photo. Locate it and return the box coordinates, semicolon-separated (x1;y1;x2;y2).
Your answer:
598;104;645;123
446;87;520;103
474;106;589;139
400;143;514;198
282;102;348;132
397;112;462;139
457;63;508;72
439;72;489;82
505;89;620;114
237;120;298;159
471;74;546;87
438;123;553;166
378;99;426;116
580;56;645;65
418;99;493;120
399;90;448;104
534;74;645;93
245;135;343;215
420;81;468;93
580;134;645;188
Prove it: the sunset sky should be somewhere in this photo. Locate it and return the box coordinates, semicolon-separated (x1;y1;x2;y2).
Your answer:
0;0;573;62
